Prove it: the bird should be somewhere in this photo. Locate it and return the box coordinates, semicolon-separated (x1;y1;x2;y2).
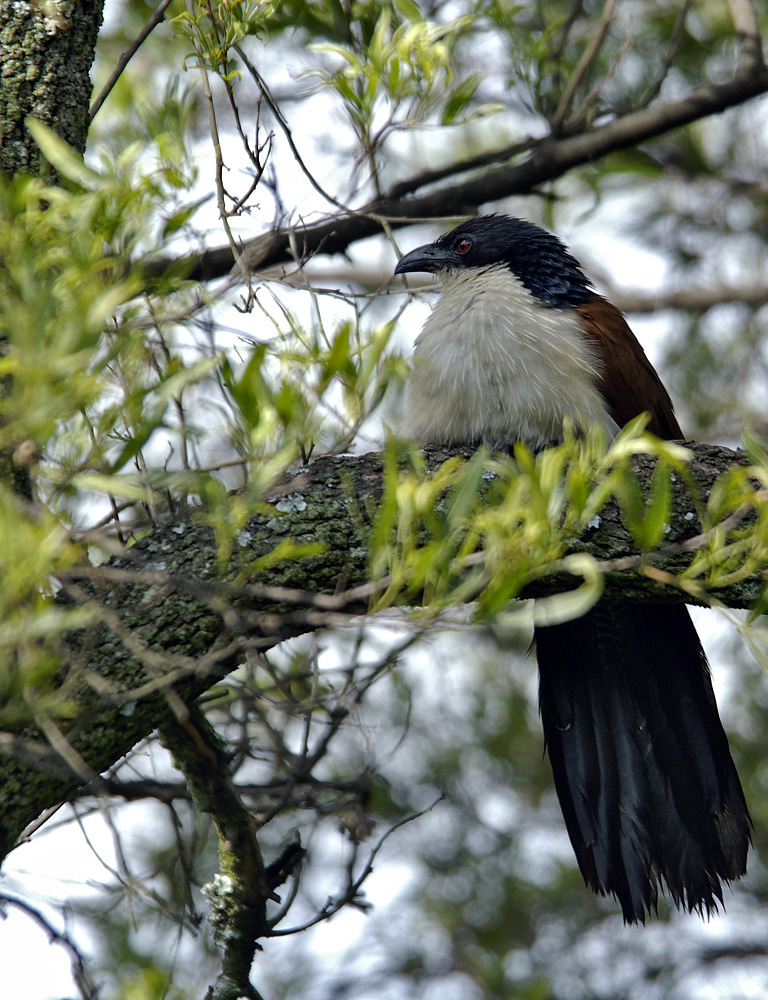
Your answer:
394;214;751;923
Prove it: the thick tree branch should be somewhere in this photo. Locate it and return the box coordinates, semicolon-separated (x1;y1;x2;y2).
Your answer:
0;442;763;868
153;44;768;284
160;707;269;1000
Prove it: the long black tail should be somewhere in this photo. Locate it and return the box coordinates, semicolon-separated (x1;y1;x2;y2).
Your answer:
536;601;750;923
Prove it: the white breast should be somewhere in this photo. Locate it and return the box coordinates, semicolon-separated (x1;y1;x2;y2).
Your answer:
400;266;618;450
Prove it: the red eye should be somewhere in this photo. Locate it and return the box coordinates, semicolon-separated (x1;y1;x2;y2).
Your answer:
456;238;471;254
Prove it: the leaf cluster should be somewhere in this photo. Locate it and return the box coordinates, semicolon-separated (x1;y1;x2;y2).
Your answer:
309;3;497;140
373;419;768;627
0;118;403;729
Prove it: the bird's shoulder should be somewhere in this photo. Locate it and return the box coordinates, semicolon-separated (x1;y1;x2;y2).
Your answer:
574;295;683;440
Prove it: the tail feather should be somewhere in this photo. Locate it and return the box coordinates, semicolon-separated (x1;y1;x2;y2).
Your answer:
536;601;750;922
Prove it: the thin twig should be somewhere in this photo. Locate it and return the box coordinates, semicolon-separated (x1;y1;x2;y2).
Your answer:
268;794;444;936
386;137;542;201
569;25;633;128
233;44;356;216
32;713;98;783
0;894;99;1000
89;0;176;122
60;561;392;615
256;632;420;830
551;0;585;63
185;0;253;294
641;0;693;108
551;0;617;133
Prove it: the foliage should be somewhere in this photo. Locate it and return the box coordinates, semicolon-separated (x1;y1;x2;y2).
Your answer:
371;423;692;617
2;0;768;998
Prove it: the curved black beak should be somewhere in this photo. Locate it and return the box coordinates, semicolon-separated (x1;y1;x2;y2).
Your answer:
394;242;452;275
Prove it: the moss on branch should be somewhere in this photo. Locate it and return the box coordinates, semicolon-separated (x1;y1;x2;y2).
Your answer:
0;442;763;865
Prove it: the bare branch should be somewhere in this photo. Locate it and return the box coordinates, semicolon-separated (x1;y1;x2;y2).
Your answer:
160;706;270;1000
77;772;371;804
277;262;768;316
88;0;175;122
152;34;768;284
551;0;617;133
610;285;768;314
0;894;99;999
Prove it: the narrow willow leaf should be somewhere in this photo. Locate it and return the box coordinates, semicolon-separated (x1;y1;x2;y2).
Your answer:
642;457;672;550
26;118;102;188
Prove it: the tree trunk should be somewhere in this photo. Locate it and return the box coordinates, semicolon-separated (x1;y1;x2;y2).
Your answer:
0;0;104;176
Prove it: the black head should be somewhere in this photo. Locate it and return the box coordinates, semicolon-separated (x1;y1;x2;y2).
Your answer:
394;215;594;307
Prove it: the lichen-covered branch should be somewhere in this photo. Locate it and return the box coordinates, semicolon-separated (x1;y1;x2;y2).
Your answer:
0;442;763;868
159;707;271;1000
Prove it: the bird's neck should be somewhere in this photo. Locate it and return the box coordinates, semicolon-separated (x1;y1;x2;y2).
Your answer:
401;266;618;450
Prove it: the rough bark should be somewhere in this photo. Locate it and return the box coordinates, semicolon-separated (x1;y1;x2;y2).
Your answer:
0;442;763;866
0;0;104;177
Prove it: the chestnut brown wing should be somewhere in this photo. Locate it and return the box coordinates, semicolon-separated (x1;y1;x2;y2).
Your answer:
575;296;683;440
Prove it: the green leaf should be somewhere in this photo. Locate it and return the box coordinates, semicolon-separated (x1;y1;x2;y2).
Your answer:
642;457;672;550
747;582;768;623
369;8;391;67
529;554;603;626
742;423;768;471
322;324;356;382
72;472;156;502
604;149;665;177
393;0;424;24
162;194;212;237
25;118;102;188
613;464;646;544
443;447;488;532
441;73;480;125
